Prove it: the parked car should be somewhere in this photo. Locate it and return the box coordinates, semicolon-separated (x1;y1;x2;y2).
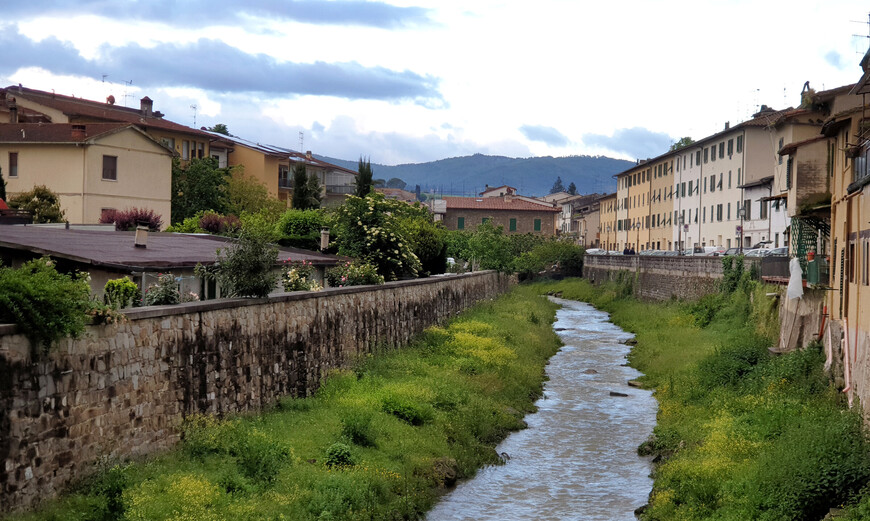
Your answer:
585;248;606;255
751;240;773;249
768;247;788;256
723;248;741;256
744;248;769;257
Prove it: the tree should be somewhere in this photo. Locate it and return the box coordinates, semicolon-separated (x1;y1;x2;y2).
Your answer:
355;156;374;197
291;164;322;210
225;167;285;217
386;177;407;190
373;178;386;188
7;185;66;223
171;157;231;224
670;137;694;151
0;166;6;201
567;182;577;195
208;123;230;135
196;227;279;298
549;176;565;194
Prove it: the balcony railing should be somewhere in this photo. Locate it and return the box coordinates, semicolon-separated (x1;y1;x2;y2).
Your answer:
276;180;355;195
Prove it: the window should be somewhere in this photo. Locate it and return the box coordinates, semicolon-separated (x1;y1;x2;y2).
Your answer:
786;158;793;189
727;203;731;220
182;140;190;160
718;172;723;189
509;218;517;231
100;208;116;221
696;150;701;165
8;152;17;177
534;219;542;232
704;177;707;193
703;207;706;222
727;139;733;155
681;182;686;197
737;168;742;186
743;199;751;220
704;148;709;163
778;138;784;164
710;175;716;192
717;204;723;222
719;142;724;159
457;217;465;230
711;146;716;162
688;180;693;195
197;142;205;159
161;137;175;150
102;155;118;180
736;135;743;153
759;199;768;220
728;171;732;189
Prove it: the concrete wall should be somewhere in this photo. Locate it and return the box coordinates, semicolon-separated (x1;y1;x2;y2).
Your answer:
0;271;510;513
583;254;761;301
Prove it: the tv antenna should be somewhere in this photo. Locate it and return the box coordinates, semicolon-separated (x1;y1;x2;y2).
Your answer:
123;80;134;107
852;13;870;54
190;104;197;127
101;74;108;83
299;131;304;151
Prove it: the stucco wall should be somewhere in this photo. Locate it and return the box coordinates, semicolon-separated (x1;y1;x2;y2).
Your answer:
0;271;510;513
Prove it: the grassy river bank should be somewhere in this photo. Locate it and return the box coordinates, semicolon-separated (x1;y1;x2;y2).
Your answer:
541;274;870;521
6;288;562;521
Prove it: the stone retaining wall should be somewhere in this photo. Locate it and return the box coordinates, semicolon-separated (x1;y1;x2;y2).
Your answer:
0;271;510;513
583;255;761;301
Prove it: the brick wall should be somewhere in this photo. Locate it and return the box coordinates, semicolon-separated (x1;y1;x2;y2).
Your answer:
583;255;761;301
0;271;511;513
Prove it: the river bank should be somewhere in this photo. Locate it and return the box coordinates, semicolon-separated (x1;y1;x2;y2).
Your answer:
541;276;870;520
5;288;562;521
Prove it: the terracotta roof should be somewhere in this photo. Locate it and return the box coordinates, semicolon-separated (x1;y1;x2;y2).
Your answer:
375;188;416;201
480;185;516;195
0;227;341;270
0;123;150;144
2;86;213;139
443;196;560;212
738;176;774;189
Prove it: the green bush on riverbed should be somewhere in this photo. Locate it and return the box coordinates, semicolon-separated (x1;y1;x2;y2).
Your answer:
6;288;560;521
543;277;870;521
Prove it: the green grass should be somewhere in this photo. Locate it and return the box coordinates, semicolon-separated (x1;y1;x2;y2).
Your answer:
541;276;870;521
5;287;561;521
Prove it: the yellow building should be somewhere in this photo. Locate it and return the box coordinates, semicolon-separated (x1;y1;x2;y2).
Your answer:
598;193;617;251
0;123;174;225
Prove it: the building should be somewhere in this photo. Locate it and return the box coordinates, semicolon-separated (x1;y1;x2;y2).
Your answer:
479;185;517;197
441;195;560;234
0;123;174;227
375;187;417;203
598;193;618;251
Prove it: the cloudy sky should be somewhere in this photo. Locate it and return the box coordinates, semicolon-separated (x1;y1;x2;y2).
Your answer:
2;1;869;165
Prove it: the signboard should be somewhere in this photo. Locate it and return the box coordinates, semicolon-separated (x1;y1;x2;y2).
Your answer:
683;224;689;232
736;225;743;234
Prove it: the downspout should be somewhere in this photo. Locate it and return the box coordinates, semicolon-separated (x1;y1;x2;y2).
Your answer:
741;129;747;249
698;150;703;248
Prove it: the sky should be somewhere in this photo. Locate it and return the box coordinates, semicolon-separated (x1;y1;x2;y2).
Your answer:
2;1;869;166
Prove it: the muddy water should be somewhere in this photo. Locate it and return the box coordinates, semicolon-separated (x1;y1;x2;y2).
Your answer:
426;298;657;521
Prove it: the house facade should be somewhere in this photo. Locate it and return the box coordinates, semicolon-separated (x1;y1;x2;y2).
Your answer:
442;196;560;235
0;123;174;226
598;193;618;251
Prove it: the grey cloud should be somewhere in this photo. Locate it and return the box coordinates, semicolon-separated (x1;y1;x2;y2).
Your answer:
520;124;570;147
0;26;442;103
5;0;432;29
582;127;672;159
825;50;846;70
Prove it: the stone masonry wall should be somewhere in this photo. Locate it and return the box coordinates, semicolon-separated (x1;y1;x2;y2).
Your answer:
583;255;761;301
0;271;510;513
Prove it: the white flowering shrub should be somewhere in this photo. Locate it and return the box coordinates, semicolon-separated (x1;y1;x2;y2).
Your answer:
281;259;323;292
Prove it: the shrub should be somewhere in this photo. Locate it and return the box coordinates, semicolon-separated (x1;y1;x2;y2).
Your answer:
325;261;385;287
165;214;204;233
281;260;323;292
142;273;180;306
87;300;127;325
324;442;355;468
697;338;768;388
381;395;433;426
196;228;278;298
0;257;91;350
103;277;140;309
340;410;377;447
7;184;66;223
100;207;163;231
198;211;240;235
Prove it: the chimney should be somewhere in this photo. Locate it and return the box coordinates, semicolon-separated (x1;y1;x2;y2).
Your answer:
71;124;86;140
134;226;148;248
140;96;153;117
106;95;115;105
306;150;312;160
9;102;17;124
724;121;730;130
320;227;330;252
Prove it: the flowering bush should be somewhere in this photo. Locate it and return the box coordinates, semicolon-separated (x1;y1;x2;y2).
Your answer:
100;207;163;231
142;273;180;306
198;211;241;235
281;259;323;292
325;261;384;287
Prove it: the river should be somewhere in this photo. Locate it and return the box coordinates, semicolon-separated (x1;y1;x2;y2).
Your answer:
426;298;657;521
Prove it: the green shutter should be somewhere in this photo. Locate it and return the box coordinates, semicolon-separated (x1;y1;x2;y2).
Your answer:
509;218;517;231
534;219;541;232
457;217;464;230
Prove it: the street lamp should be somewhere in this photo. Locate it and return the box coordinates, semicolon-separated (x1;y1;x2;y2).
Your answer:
634;221;640;252
737;205;745;254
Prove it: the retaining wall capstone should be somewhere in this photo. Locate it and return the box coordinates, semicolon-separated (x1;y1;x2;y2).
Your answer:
0;271;510;513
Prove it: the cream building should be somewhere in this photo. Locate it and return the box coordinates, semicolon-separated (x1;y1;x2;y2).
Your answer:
0;123;174;226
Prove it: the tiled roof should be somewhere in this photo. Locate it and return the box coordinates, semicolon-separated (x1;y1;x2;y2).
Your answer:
0;123;144;144
778;135;828;156
443;197;560;212
2;86;213;138
0;227;341;269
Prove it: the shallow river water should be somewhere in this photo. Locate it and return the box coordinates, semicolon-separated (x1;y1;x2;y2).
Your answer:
426;298;658;521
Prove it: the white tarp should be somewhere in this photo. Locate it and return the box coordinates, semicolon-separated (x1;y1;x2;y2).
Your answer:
787;257;803;300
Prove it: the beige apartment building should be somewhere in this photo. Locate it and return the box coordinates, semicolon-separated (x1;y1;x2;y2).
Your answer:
0;123;174;225
598;193;618;251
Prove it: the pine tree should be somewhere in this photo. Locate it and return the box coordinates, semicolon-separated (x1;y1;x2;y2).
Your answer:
550;176;565;194
567;182;577;195
291;163;310;209
355;156;373;197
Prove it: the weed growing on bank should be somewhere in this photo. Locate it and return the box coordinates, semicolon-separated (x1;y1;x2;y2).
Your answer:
541;274;870;521
5;287;560;521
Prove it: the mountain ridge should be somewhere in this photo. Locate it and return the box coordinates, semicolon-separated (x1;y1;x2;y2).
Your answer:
315;153;633;197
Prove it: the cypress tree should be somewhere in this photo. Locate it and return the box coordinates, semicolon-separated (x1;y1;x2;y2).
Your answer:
355;156;374;197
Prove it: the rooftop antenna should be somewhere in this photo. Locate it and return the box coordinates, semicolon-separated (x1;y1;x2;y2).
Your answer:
852;13;870;54
101;74;108;83
298;131;304;152
123;80;133;107
190;104;197;127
